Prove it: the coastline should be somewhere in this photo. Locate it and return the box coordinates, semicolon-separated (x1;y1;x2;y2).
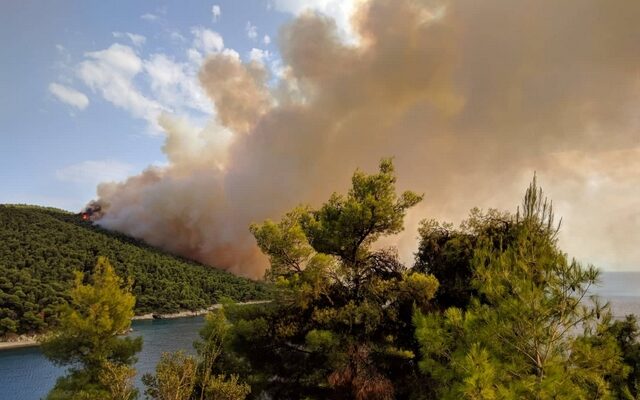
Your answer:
132;300;270;320
0;335;40;350
0;300;270;351
131;304;224;321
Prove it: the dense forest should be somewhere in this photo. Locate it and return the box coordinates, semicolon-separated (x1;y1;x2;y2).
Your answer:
0;205;269;337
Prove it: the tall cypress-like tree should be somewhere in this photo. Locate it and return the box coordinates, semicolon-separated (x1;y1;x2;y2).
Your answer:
41;257;142;400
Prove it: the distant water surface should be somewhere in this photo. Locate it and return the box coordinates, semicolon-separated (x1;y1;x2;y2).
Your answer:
591;272;640;318
593;272;640;298
0;316;205;400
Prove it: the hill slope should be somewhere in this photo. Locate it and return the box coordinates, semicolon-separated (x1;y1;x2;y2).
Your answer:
0;204;269;336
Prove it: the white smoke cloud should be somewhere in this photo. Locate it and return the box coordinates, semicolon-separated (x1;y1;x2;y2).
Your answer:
144;53;211;114
93;0;640;278
545;148;640;270
272;0;360;42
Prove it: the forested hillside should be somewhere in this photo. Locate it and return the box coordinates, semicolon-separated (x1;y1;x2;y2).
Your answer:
0;205;269;336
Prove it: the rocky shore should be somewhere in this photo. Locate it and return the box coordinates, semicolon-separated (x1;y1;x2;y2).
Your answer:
131;300;270;320
0;334;41;350
1;301;270;350
131;307;220;321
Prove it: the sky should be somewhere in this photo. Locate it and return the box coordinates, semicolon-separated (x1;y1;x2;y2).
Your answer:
0;0;639;276
0;0;303;210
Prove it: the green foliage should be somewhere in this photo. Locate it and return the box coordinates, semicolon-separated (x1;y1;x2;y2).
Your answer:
414;208;512;309
41;258;141;399
305;329;339;351
99;361;138;400
0;317;18;333
212;159;438;399
250;206;314;281
414;177;629;399
301;158;422;268
142;351;197;400
202;374;251;400
45;373;118;400
143;312;250;400
0;204;269;336
195;310;252;400
604;315;640;398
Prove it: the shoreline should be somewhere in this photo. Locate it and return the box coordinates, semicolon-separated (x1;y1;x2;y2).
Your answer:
131;304;223;321
0;335;40;350
132;300;270;320
0;300;270;351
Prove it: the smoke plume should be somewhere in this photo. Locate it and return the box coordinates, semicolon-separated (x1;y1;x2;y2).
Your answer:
94;0;640;278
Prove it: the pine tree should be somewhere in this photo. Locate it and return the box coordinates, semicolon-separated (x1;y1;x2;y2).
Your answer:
208;159;438;399
414;177;628;399
142;311;251;400
41;256;141;400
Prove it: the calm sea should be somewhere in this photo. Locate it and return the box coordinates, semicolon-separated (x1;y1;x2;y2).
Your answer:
1;272;639;400
592;272;640;318
0;316;206;400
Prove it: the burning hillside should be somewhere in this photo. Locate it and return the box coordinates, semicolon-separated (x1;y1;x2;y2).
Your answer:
80;201;103;221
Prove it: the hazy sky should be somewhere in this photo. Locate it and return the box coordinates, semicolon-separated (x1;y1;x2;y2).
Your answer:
1;0;638;275
0;0;296;210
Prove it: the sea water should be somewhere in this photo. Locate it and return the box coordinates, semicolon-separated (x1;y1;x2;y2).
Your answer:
0;316;205;400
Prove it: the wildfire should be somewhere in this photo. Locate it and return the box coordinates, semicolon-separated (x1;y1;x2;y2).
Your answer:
79;202;103;222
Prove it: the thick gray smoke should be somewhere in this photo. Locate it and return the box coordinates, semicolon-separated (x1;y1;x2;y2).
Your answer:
93;0;640;278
